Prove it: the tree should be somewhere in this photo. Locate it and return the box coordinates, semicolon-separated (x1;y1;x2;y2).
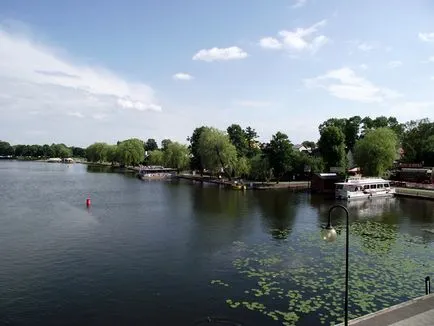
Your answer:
106;145;118;164
344;116;362;151
188;126;209;172
147;150;164;166
198;127;237;178
145;138;158;151
227;124;248;157
86;142;109;162
401;119;434;165
71;147;86;158
41;144;54;158
263;132;294;183
161;139;172;151
354;128;397;176
163;142;190;172
245;126;260;158
318;126;346;171
249;154;273;182
0;141;14;156
117;138;145;166
57;145;73;158
234;156;250;177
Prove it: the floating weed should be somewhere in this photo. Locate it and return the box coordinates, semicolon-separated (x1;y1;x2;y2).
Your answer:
212;221;434;325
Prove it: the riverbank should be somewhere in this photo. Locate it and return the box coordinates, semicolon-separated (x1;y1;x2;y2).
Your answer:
176;174;310;190
395;187;434;200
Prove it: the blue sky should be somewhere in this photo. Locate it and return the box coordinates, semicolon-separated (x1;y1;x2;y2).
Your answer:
0;0;433;147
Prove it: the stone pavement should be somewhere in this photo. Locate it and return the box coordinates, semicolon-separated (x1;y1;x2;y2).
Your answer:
347;293;434;326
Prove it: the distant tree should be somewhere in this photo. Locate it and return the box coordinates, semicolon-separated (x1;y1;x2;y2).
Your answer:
117;138;145;166
145;138;158;151
86;142;109;162
198;127;238;178
13;145;26;157
161;139;173;151
41;144;54;158
188;126;209;172
234;156;251;177
0;141;14;156
318;126;346;170
71;146;86;158
147;150;164;166
354;128;397;176
319;116;362;151
106;145;118;165
401;118;434;165
249;154;273;182
163;142;190;172
227;124;248;157
263;132;294;183
245;126;260;158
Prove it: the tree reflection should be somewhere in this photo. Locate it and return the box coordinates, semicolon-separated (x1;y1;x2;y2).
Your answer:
254;190;297;239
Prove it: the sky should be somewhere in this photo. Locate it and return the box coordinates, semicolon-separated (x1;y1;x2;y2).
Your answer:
1;0;434;147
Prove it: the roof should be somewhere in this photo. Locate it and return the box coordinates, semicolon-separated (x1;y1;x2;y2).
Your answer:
314;173;339;179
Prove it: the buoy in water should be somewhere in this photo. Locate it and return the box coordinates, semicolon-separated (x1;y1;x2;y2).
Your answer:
86;197;91;207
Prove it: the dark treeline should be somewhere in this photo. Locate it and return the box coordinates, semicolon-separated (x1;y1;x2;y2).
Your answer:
1;116;433;181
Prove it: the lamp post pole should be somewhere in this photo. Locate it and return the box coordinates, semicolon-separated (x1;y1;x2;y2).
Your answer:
324;204;350;326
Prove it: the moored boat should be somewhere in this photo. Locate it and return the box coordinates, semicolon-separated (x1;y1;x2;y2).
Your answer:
335;177;395;200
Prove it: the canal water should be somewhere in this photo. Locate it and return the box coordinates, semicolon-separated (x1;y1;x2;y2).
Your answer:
1;161;434;326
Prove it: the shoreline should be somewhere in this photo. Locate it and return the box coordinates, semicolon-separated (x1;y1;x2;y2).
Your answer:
395;187;434;200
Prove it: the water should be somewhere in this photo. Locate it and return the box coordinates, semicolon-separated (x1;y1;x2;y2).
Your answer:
0;161;433;326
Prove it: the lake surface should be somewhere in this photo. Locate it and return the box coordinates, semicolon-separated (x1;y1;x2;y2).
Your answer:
1;161;434;326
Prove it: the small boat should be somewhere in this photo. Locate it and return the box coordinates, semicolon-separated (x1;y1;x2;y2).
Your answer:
335;177;395;200
231;183;247;190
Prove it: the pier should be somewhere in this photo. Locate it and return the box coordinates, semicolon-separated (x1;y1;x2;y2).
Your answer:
343;293;434;325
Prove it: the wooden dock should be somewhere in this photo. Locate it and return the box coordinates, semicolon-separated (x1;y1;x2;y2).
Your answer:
338;293;434;326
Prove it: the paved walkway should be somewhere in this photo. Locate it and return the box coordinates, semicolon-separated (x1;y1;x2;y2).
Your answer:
347;294;434;325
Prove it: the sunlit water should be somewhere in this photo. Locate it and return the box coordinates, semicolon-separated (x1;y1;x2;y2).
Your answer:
1;161;433;326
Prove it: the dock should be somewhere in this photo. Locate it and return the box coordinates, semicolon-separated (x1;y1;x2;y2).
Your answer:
343;293;434;325
395;187;434;200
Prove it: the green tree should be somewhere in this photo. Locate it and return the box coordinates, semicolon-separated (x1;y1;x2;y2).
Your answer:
161;139;172;151
318;126;346;171
41;144;54;158
163;142;190;172
319;116;361;151
188;126;209;172
263;132;294;183
117;138;145;166
198;127;238;178
354;128;397;176
147;150;164;166
86;142;109;162
234;156;251;177
106;145;118;164
145;138;158;151
0;141;14;156
71;147;86;158
401;119;434;165
227;124;248;157
249;154;273;182
301;141;316;149
13;145;26;157
245;126;260;158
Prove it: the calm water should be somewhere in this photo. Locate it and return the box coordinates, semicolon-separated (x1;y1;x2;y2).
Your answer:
1;161;434;326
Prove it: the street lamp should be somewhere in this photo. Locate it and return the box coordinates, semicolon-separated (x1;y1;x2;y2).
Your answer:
321;204;350;326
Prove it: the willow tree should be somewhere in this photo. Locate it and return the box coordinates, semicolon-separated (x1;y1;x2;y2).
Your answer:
198;127;237;179
116;138;145;166
163;142;190;172
354;127;397;176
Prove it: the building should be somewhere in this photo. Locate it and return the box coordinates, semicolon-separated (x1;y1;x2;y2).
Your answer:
311;173;342;194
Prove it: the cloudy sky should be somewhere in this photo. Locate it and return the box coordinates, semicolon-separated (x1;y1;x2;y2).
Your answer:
1;0;434;147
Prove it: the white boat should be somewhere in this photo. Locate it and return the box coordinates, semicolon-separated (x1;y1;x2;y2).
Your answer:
335;177;395;200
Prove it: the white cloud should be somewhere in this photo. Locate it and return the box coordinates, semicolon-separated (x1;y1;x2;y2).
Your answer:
359;64;368;70
0;24;164;145
292;0;307;8
304;67;402;103
192;46;248;62
232;100;272;108
387;60;402;68
428;56;434;62
258;37;283;50
348;40;377;53
172;72;194;80
431;76;434;81
357;42;374;52
418;32;434;42
67;111;84;118
260;20;329;55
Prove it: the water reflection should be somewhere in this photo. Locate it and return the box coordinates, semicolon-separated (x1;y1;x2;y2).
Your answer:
254;190;297;239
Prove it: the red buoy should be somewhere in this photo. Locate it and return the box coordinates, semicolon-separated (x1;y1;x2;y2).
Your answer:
86;197;91;207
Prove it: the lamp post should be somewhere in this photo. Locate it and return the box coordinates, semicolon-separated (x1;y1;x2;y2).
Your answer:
321;204;350;326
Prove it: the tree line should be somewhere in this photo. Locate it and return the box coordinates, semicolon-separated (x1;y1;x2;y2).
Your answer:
1;116;432;180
